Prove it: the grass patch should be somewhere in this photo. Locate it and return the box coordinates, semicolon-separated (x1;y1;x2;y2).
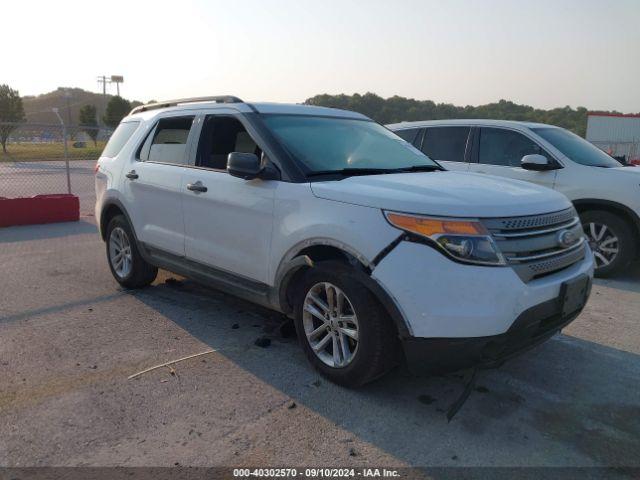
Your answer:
1;142;106;162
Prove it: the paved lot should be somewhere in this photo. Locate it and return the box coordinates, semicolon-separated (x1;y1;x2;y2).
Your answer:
1;220;639;472
0;160;96;214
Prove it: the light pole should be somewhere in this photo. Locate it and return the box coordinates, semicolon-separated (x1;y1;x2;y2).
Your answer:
53;108;71;194
64;89;72;125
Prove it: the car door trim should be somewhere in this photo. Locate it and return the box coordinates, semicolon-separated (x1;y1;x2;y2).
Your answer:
139;243;275;309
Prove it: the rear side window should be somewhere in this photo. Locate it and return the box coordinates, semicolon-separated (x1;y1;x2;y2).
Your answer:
421;127;470;162
101;121;140;158
394;128;420;144
138;116;195;164
478;128;545;167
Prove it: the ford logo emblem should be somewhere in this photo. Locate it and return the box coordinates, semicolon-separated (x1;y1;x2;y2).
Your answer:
557;230;577;248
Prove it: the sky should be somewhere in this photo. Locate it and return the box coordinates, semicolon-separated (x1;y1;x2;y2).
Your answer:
4;0;640;112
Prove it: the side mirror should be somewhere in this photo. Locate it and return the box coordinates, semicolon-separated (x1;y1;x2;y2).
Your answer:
227;152;263;180
521;154;556;171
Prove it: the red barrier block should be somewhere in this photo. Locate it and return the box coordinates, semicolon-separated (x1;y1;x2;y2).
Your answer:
0;194;80;227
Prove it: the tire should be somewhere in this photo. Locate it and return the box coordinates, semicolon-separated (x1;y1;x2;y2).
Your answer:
105;215;158;288
581;210;636;278
293;261;398;387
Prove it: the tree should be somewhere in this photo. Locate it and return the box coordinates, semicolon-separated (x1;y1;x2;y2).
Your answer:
0;84;26;154
79;104;98;146
103;96;131;128
304;93;631;137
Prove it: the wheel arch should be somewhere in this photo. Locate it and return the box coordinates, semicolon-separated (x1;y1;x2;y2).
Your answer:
573;199;640;241
99;198;137;242
273;240;412;338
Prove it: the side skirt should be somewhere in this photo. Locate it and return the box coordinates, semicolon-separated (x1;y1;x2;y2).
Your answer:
140;244;279;311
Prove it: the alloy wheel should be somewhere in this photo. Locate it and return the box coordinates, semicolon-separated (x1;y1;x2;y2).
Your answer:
584;222;619;269
302;282;359;368
109;227;133;278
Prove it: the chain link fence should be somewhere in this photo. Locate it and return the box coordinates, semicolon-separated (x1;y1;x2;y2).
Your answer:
0;122;113;214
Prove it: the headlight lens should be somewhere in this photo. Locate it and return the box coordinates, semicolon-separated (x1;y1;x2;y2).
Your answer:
385;212;506;266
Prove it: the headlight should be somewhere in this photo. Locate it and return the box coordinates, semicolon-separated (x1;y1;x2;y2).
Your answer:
384;211;506;266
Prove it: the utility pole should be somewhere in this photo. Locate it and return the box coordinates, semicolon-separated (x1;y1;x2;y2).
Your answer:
97;75;124;125
97;75;110;127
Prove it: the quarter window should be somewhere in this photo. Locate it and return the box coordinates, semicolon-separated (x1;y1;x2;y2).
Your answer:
478;128;546;167
102;121;140;158
138;116;195;164
420;127;470;162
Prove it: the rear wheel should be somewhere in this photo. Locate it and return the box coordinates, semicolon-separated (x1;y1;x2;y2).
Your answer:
294;261;398;387
581;210;635;278
106;215;158;288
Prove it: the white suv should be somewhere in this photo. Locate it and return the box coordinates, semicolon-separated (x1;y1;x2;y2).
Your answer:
95;97;593;386
388;120;640;277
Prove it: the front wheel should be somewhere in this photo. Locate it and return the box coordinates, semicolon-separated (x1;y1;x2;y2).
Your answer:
581;210;636;278
294;261;398;387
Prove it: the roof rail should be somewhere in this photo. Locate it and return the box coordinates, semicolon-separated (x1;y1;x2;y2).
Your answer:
130;95;244;115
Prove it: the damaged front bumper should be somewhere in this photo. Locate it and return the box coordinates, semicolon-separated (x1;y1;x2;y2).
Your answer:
401;280;591;375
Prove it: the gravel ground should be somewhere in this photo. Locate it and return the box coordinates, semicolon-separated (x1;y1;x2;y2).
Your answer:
0;219;639;473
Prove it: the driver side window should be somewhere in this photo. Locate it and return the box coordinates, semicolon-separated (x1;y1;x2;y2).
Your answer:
478;128;547;167
196;115;262;171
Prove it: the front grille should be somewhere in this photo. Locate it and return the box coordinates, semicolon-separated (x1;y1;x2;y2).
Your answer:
483;207;586;282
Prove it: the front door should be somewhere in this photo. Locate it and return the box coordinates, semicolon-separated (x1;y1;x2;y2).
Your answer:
181;114;276;283
466;127;557;189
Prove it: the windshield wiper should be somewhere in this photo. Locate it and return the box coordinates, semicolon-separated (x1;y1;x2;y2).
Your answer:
307;165;443;177
395;165;444;172
307;168;398;177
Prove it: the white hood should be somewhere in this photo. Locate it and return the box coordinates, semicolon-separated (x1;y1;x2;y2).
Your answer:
610;166;640;175
310;171;572;218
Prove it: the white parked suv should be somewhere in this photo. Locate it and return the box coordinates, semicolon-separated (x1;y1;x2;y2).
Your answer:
388;120;640;277
95;97;593;386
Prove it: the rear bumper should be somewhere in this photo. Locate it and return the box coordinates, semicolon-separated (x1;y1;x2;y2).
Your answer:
401;287;590;375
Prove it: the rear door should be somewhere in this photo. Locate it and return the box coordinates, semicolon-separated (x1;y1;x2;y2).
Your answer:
418;126;471;171
181;112;276;283
467;127;557;189
122;114;196;256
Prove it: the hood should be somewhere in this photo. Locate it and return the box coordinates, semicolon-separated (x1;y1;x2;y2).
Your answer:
610;166;640;175
310;171;572;218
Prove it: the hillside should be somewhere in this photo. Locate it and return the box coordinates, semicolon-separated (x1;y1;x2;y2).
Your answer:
305;93;633;137
22;87;141;125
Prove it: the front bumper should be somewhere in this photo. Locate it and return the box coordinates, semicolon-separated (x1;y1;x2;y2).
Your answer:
371;239;594;373
371;241;594;338
401;288;589;375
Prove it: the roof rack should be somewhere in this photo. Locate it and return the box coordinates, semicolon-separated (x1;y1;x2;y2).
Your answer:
130;95;244;115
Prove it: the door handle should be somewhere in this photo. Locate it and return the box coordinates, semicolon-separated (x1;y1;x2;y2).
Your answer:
187;182;208;193
125;170;139;180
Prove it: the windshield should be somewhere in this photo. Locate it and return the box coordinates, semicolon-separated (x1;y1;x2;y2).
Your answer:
262;115;440;174
532;127;621;168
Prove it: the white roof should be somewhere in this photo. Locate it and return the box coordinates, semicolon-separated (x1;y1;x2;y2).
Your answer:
386;119;556;130
126;100;369;122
